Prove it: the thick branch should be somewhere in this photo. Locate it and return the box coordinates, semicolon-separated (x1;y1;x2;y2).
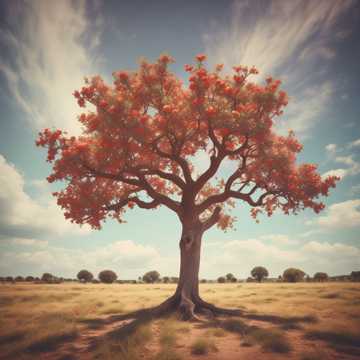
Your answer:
83;163;181;214
197;188;272;215
201;206;221;231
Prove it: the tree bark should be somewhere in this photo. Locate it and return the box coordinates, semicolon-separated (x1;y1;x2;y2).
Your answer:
174;222;203;320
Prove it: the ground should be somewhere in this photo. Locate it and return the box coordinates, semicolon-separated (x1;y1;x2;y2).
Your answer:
0;282;359;360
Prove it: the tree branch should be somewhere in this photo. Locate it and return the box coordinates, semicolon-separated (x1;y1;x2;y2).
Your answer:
201;206;222;231
106;197;160;211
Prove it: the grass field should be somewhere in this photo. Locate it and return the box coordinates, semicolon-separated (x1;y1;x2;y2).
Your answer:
0;282;360;359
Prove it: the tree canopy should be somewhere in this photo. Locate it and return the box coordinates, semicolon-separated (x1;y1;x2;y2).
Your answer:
36;54;338;232
251;266;269;282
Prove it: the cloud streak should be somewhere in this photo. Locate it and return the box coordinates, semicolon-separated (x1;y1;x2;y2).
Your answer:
0;0;103;135
203;0;354;138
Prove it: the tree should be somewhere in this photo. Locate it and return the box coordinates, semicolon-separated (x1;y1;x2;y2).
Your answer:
163;276;170;283
98;270;117;284
77;269;94;283
15;276;24;282
226;273;235;282
25;276;34;282
283;268;305;283
350;271;360;282
313;272;328;282
217;276;226;283
143;270;161;283
36;54;338;320
41;273;54;283
251;266;269;282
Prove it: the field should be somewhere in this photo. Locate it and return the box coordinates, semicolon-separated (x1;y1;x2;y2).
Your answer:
1;282;360;360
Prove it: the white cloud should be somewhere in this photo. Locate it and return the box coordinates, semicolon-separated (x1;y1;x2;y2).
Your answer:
202;237;360;278
11;238;48;248
203;0;354;138
313;199;360;229
322;155;360;179
349;138;360;148
325;143;337;153
0;239;168;279
0;0;102;135
0;154;91;238
259;233;298;245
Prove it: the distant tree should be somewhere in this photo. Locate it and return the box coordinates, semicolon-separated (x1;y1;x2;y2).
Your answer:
5;276;13;282
25;276;34;282
314;272;328;282
226;273;235;282
251;266;269;282
350;271;360;282
200;279;207;283
143;271;161;283
15;276;24;282
41;273;54;283
246;277;255;283
163;276;170;283
283;268;305;283
77;269;94;283
99;270;117;284
217;276;226;283
170;277;179;284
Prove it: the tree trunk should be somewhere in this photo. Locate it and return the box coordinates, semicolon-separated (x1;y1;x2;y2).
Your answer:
174;223;203;319
153;219;242;320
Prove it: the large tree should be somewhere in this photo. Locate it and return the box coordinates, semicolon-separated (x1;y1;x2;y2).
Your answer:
36;54;338;320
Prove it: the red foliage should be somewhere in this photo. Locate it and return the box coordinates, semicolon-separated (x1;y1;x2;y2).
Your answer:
36;54;339;230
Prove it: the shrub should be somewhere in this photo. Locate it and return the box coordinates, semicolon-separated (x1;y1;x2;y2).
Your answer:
41;273;54;283
191;338;217;355
25;276;34;282
15;276;24;282
350;271;360;282
142;270;160;283
251;266;269;282
162;276;170;283
250;328;292;353
98;270;117;283
283;268;305;283
217;276;226;283
313;272;328;282
92;279;100;284
77;269;94;283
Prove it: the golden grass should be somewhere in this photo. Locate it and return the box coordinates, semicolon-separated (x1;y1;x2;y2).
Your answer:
0;282;359;358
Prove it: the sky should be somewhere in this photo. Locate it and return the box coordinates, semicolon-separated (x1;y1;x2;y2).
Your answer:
0;0;359;280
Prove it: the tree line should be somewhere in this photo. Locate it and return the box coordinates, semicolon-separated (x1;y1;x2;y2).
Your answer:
1;269;359;284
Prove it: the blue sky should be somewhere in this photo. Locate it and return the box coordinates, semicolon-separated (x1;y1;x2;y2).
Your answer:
0;0;359;280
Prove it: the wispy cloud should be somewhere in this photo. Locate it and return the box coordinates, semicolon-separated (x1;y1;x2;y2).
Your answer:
203;0;354;138
0;0;103;135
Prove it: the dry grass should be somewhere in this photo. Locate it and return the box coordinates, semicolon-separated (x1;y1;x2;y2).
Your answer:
0;282;359;359
190;337;218;355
